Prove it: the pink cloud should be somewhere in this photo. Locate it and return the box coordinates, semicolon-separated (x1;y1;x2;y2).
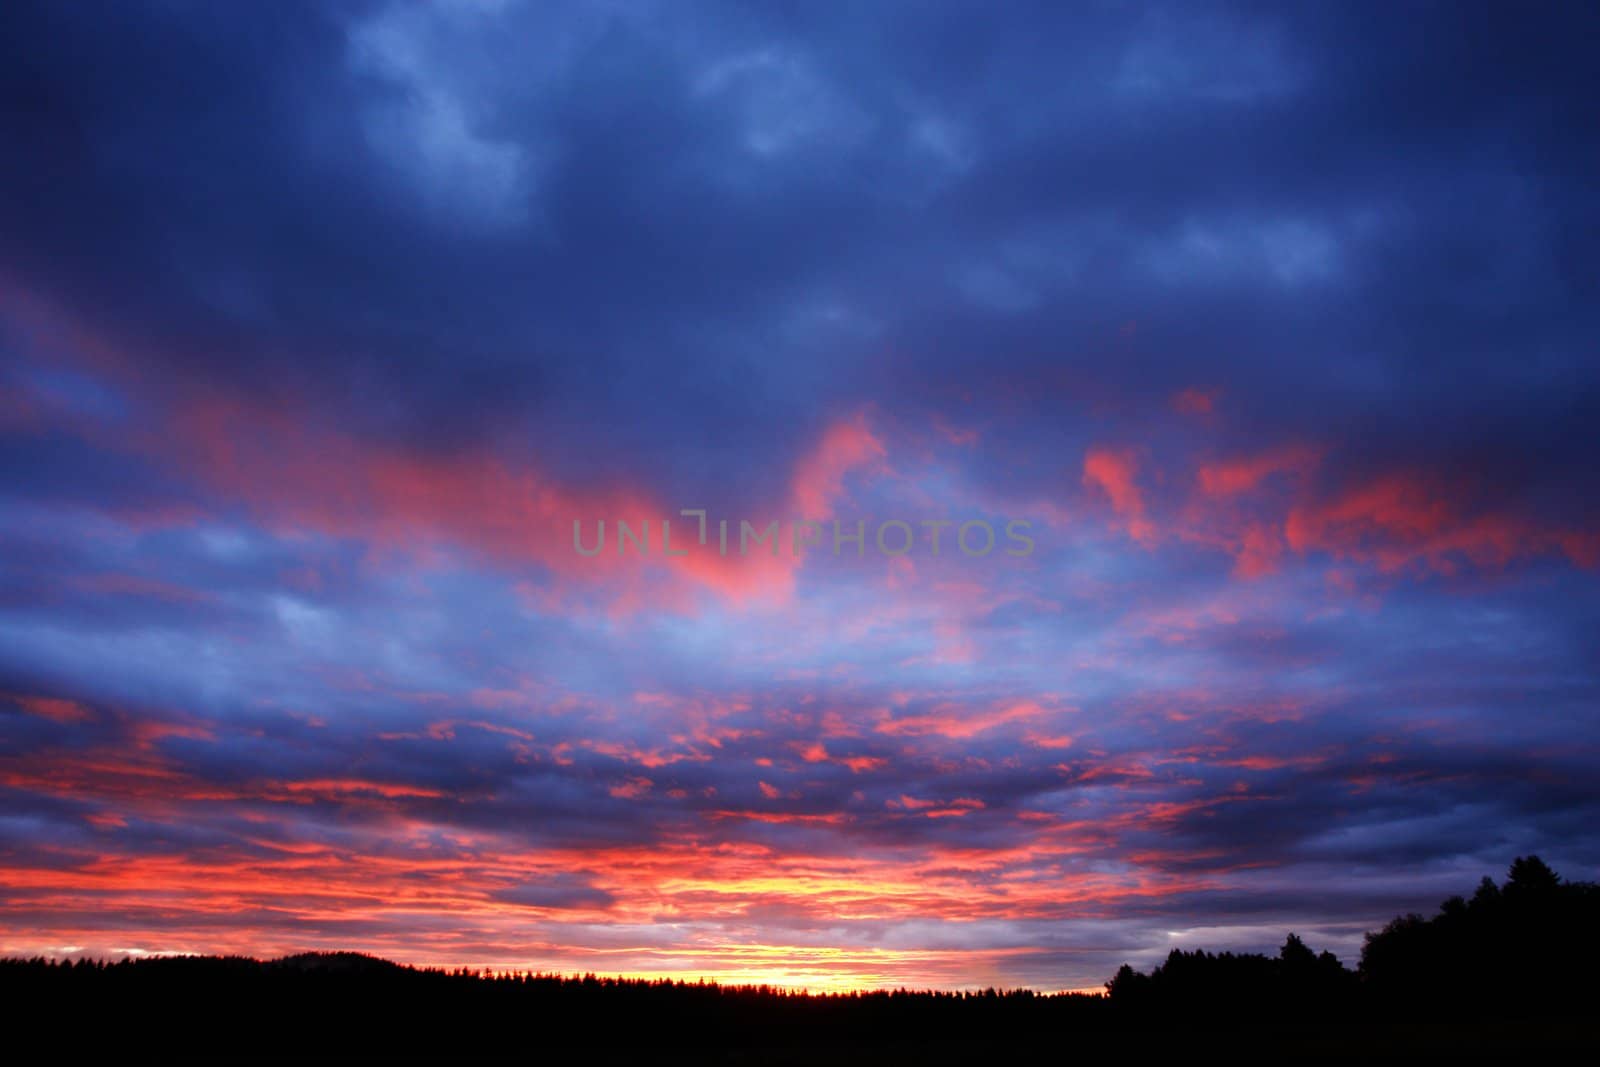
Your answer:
1171;387;1220;415
1083;447;1156;546
877;700;1050;740
790;411;887;523
8;693;94;724
1197;444;1320;497
1285;470;1599;575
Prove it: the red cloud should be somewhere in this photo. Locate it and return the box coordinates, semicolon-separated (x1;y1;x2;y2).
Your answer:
1175;438;1593;580
877;700;1049;740
1171;387;1221;415
8;693;94;724
1083;447;1156;546
1285;470;1598;574
790;410;888;523
1197;444;1320;497
138;391;892;610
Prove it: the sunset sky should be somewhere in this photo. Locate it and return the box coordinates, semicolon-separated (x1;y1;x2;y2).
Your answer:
2;1;1598;992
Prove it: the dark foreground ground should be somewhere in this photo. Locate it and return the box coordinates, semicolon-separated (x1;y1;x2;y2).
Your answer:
4;951;1596;1063
697;1024;1598;1065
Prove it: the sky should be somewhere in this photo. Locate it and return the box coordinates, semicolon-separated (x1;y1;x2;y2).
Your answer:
1;0;1598;992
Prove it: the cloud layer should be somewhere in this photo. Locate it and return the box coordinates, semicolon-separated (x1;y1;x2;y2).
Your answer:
1;0;1598;990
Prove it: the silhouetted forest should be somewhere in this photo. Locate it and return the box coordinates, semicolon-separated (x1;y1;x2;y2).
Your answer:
5;857;1596;1062
1102;856;1598;1021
